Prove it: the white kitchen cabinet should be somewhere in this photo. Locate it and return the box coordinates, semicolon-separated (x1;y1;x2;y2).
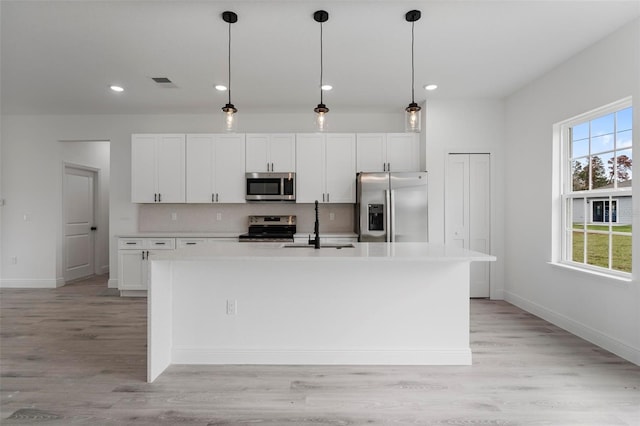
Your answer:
176;237;237;248
356;133;420;172
118;238;175;296
246;134;296;172
296;133;356;203
186;134;246;203
131;134;186;203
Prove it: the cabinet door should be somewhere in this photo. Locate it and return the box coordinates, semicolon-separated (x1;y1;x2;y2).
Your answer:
386;133;420;172
214;134;246;203
156;134;185;203
118;250;146;291
269;134;296;172
325;134;356;203
295;134;325;203
356;133;387;172
131;135;158;203
186;134;215;203
245;134;269;172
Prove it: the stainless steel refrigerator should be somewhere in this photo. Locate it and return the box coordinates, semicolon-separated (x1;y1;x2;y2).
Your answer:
356;172;428;242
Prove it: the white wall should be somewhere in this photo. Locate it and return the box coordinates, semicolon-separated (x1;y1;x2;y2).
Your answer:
504;19;640;364
0;112;404;288
425;99;506;299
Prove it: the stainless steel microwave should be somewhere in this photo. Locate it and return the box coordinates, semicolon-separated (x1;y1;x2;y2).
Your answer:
245;172;296;201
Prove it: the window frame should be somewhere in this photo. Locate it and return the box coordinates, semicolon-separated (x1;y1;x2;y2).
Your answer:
557;98;632;279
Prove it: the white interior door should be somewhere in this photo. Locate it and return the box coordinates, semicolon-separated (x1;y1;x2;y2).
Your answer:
64;166;96;282
445;154;491;298
469;155;491;297
445;155;469;250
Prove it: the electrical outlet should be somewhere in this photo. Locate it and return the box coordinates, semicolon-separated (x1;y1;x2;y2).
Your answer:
171;212;178;221
329;212;335;221
226;299;237;315
9;256;17;265
216;213;222;221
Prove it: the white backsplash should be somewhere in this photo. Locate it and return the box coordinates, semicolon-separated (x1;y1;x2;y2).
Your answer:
138;203;355;234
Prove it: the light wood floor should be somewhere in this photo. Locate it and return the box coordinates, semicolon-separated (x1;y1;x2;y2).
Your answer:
1;275;638;425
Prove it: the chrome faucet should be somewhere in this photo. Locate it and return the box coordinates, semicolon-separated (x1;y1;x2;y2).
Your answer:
308;200;321;249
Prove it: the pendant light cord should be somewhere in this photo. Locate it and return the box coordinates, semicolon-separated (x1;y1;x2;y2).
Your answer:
228;20;232;105
411;20;415;104
320;21;324;105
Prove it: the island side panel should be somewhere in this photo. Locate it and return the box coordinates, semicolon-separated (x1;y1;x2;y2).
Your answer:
147;261;173;383
165;258;471;365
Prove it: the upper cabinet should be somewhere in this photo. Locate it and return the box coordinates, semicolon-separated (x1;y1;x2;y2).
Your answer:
296;133;356;203
356;133;420;172
131;134;185;203
245;134;296;172
186;134;246;203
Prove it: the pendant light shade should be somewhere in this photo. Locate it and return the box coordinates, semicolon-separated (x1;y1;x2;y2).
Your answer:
405;10;421;133
221;11;238;132
313;10;329;132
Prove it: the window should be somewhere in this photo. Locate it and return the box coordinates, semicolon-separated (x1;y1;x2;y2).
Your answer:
559;99;632;276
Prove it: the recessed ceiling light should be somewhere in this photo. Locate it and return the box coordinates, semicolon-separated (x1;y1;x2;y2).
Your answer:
110;85;124;92
321;84;333;91
215;85;228;91
424;84;438;91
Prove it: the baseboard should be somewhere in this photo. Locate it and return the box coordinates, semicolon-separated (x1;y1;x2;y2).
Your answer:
107;278;118;289
1;278;64;289
171;348;473;366
504;291;640;366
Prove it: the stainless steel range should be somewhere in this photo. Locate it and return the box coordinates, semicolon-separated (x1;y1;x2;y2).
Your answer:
238;215;296;242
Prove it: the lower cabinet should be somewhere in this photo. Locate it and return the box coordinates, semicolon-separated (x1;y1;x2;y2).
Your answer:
118;237;237;296
118;238;175;297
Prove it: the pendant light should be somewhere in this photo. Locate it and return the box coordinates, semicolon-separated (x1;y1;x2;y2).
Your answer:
405;10;421;133
221;11;238;132
313;10;329;132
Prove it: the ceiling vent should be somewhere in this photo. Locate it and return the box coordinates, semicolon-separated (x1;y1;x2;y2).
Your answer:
151;77;178;88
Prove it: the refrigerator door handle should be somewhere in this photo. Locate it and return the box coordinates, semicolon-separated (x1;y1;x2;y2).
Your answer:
385;189;391;242
390;189;396;242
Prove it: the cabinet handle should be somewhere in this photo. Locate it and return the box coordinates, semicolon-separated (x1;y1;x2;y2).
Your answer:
267;162;270;171
383;163;386;172
216;193;219;202
142;251;145;260
388;163;391;171
158;193;162;202
154;193;157;202
272;163;274;171
155;242;166;245
212;193;214;202
126;242;136;245
186;242;196;245
327;193;330;202
322;193;325;202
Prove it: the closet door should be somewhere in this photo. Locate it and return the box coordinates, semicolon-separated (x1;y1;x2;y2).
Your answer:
445;153;491;298
468;155;491;298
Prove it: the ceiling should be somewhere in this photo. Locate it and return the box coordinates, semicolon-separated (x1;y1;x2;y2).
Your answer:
1;0;639;115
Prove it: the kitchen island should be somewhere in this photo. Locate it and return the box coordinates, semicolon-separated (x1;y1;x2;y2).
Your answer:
147;242;495;382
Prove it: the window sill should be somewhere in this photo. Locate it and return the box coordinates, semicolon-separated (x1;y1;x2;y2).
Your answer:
548;262;632;283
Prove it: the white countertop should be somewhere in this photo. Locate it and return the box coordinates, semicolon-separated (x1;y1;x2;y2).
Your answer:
118;232;240;238
150;242;496;262
117;232;357;239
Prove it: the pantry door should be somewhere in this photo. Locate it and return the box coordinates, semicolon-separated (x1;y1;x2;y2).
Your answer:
445;154;491;298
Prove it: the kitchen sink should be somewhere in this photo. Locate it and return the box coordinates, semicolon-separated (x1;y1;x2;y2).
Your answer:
282;243;355;249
